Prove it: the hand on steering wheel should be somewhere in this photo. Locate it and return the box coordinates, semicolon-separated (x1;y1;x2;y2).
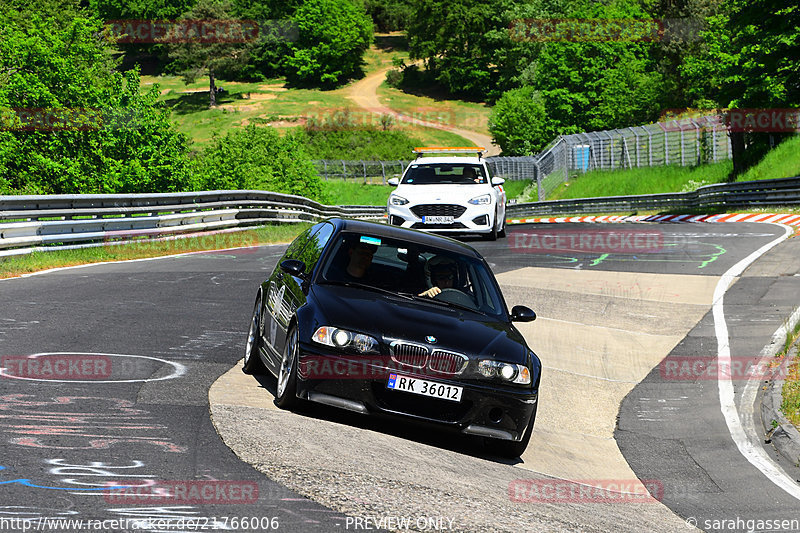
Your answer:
418;286;442;298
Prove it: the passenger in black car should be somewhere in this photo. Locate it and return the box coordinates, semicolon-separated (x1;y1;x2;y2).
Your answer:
345;241;377;279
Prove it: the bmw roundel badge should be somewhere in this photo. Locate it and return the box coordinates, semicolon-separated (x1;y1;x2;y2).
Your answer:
425;335;437;344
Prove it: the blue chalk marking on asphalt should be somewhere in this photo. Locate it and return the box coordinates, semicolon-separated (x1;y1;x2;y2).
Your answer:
0;466;127;491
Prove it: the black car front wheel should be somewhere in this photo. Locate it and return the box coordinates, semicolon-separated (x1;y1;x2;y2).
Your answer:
275;326;300;408
243;294;266;374
489;403;537;458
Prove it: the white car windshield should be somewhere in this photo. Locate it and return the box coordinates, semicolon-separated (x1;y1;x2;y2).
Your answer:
401;164;487;185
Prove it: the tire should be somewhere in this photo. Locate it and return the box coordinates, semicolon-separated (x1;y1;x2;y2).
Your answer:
243;295;266;374
489;403;537;458
274;326;300;409
483;213;499;241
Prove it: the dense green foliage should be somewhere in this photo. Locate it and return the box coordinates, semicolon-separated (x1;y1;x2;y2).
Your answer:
0;11;193;194
680;0;799;175
285;0;373;87
361;0;414;31
194;126;324;199
165;0;254;107
406;0;518;99
0;5;328;200
488;86;563;155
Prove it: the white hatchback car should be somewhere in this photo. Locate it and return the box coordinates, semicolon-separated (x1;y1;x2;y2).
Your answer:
386;148;507;240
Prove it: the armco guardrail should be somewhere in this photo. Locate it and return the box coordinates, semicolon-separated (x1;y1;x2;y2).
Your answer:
507;176;800;218
0;190;385;256
2;177;797;256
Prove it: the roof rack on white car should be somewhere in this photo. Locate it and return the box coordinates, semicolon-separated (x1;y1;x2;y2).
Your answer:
412;146;486;160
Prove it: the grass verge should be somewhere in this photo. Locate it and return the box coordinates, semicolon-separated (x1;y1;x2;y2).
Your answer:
738;135;800;182
530;161;733;202
0;224;310;280
780;320;800;428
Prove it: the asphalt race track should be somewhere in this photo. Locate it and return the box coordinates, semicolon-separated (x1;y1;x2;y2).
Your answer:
1;222;799;533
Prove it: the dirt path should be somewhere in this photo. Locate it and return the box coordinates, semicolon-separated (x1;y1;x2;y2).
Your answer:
343;67;501;156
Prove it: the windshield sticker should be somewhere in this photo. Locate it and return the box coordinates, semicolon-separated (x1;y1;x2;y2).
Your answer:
360;236;382;246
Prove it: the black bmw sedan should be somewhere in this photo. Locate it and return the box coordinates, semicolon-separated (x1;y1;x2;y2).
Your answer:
243;218;540;457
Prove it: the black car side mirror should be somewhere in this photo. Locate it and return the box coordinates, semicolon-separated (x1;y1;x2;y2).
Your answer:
510;305;536;322
280;259;307;279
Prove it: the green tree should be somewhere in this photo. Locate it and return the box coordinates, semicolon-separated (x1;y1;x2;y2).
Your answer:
195;126;324;200
361;0;414;32
230;0;301;80
406;0;517;99
681;0;800;175
285;0;373;87
87;0;199;75
0;13;192;194
164;0;255;107
488;86;567;155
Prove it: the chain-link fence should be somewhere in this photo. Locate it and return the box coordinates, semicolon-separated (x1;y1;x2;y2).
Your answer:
313;156;538;185
534;115;732;199
313;160;408;184
314;115;732;200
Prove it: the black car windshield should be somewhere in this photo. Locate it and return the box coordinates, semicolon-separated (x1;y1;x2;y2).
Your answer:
319;232;507;319
400;163;487;185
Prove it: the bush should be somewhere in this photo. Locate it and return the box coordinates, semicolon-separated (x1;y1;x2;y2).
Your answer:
489;87;563;155
285;0;373;87
194;126;324;201
299;126;421;160
0;14;193;194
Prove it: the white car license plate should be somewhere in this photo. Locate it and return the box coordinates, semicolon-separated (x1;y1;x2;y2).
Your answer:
387;373;463;402
422;216;454;224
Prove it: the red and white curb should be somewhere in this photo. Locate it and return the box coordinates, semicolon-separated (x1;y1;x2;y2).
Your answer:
508;212;800;231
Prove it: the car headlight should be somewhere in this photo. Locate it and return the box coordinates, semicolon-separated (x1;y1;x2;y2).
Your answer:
390;194;409;206
312;326;379;354
478;360;531;384
468;194;491;205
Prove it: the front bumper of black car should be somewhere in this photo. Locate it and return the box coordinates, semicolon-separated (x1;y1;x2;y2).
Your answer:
295;345;538;442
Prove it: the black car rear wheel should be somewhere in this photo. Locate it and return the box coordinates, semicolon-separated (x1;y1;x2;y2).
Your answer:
275;326;299;408
489;403;537;458
243;295;266;374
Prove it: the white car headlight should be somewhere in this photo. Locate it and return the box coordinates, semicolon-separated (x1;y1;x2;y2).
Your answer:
312;326;378;354
468;194;492;205
478;360;531;384
390;194;409;206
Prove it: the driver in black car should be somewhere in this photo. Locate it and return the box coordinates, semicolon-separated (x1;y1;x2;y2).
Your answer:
418;255;457;298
